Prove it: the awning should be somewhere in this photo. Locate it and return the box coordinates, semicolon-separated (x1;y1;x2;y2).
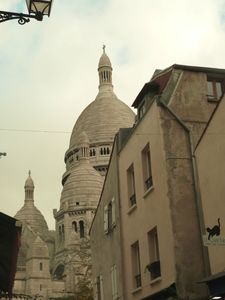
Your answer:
198;271;225;297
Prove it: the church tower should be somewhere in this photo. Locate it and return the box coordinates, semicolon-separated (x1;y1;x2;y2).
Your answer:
53;48;135;293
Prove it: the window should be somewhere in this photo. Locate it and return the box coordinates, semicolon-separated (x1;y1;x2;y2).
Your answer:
62;224;65;241
104;198;116;234
59;226;62;242
207;79;223;100
79;220;85;238
95;275;104;300
127;164;136;207
72;221;78;232
111;265;118;300
138;101;145;119
148;227;161;280
131;241;142;288
142;143;153;192
40;262;43;271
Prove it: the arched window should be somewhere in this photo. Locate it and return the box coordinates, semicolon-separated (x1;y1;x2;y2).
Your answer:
72;221;78;232
103;148;106;155
40;262;43;271
90;150;92;157
59;226;62;241
79;220;85;238
93;149;96;156
107;147;110;155
62;224;65;241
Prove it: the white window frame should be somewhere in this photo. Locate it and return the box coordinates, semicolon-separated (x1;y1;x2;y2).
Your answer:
104;205;108;233
111;264;118;300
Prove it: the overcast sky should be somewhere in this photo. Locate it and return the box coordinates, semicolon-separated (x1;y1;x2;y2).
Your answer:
1;0;225;229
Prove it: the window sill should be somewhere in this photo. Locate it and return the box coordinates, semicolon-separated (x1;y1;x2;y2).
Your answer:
128;203;137;214
143;186;154;198
150;276;162;285
131;286;142;294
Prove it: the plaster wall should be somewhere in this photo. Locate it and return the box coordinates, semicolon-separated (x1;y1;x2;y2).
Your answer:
195;95;225;275
118;102;175;300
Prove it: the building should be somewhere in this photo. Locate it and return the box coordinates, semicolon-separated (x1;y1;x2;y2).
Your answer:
195;92;225;298
13;172;64;299
13;48;135;299
90;64;225;300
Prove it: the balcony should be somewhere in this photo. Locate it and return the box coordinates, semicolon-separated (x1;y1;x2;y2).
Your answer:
145;176;153;190
146;260;161;280
129;193;136;206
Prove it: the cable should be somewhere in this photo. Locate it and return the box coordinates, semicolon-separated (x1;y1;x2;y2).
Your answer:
0;128;71;134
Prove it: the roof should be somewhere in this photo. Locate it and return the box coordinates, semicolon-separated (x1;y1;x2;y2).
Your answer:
132;64;225;108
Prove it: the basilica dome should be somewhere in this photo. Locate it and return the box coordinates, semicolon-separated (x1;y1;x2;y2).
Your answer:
69;91;135;148
69;48;135;149
15;172;49;237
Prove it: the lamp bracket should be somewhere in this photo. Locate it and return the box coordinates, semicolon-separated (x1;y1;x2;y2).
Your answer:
0;11;40;25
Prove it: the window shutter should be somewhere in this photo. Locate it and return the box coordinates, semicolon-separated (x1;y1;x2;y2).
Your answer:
111;266;115;299
104;205;108;233
112;198;116;226
100;275;104;300
114;265;118;299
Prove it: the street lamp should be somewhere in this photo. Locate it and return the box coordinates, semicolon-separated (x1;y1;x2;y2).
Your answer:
0;0;53;25
0;152;7;158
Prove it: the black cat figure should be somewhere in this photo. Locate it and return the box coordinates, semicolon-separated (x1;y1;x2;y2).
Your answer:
206;218;220;240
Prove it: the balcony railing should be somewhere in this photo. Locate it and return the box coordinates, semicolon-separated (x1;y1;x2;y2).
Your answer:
129;193;136;206
135;273;142;288
146;260;161;280
145;176;153;190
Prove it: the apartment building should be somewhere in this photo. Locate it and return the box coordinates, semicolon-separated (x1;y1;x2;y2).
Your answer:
195;93;225;298
90;64;225;300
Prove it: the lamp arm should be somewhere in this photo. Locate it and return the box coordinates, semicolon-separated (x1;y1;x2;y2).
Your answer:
0;11;42;24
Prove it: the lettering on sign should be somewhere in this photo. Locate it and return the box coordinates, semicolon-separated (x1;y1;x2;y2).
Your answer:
203;235;225;246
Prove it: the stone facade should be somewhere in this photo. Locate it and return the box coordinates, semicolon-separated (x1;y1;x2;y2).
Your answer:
90;64;225;299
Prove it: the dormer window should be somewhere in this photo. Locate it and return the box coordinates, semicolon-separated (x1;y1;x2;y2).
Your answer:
138;101;145;120
207;78;224;101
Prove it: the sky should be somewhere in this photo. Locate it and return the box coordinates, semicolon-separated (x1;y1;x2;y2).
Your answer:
1;0;225;229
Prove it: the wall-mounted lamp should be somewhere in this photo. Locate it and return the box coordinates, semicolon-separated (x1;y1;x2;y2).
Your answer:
0;0;53;25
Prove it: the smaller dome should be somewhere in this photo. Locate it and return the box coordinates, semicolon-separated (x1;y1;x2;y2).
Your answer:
98;46;112;69
27;235;49;258
25;170;34;188
60;163;103;210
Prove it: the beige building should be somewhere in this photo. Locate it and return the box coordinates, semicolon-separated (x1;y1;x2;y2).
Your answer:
13;48;135;299
90;64;225;299
195;93;225;298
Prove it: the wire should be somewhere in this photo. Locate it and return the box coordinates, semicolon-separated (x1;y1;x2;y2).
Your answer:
0;128;71;134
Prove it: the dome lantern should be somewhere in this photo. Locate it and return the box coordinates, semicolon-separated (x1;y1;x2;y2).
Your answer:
98;45;113;89
24;170;34;203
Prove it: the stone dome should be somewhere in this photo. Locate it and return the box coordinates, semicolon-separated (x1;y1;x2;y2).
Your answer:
78;131;89;146
25;171;34;188
70;93;134;148
60;162;103;210
15;204;49;236
15;172;49;238
98;48;112;69
69;48;135;149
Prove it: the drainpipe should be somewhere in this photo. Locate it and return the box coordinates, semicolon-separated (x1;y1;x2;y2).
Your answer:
157;96;211;277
